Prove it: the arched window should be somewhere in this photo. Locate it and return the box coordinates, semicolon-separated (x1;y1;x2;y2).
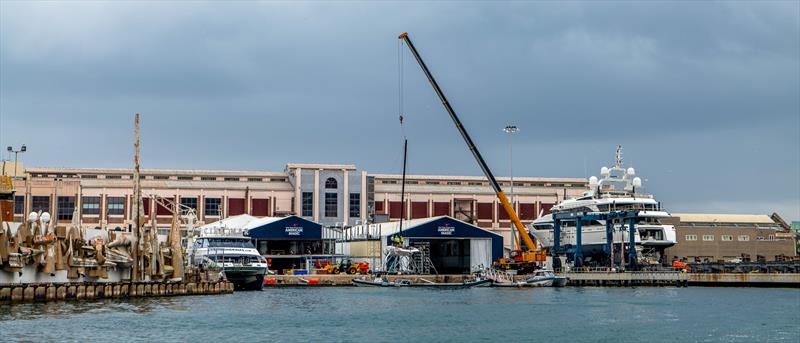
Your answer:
325;177;338;189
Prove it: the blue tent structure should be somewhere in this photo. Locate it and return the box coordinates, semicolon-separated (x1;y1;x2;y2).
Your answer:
361;216;503;273
383;216;503;262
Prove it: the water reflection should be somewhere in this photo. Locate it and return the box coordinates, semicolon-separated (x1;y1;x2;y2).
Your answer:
0;296;190;321
0;288;797;342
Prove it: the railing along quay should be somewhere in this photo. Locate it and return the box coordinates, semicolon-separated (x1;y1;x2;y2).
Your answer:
558;269;689;287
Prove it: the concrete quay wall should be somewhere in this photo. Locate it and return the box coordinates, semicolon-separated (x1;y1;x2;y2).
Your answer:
0;281;234;304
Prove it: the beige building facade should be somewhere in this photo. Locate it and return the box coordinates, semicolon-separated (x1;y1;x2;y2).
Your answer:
9;164;588;248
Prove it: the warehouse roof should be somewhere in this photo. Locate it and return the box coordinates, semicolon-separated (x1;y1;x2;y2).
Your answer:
364;216;502;238
242;215;322;240
198;214;258;230
674;213;775;224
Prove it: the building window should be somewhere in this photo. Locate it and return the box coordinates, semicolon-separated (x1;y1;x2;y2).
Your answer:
107;197;125;215
426;181;439;185
247;177;263;182
204;198;221;216
32;196;50;213
325;193;338;217
685;235;697;241
447;181;461;185
702;235;714;241
325;178;338;189
57;196;75;220
721;235;733;241
270;177;287;182
179;197;198;211
738;235;750;241
154;175;169;180
201;176;217;181
349;193;360;218
81;174;97;179
106;175;122;179
177;176;194;181
224;177;240;182
14;196;24;214
82;196;101;215
301;192;313;217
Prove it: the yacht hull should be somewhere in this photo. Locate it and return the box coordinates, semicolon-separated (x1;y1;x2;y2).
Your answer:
224;266;267;291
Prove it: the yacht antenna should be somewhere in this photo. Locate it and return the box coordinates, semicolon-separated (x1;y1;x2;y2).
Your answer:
615;145;623;168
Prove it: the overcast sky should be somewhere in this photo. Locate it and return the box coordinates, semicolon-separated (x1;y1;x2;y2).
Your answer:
1;1;798;220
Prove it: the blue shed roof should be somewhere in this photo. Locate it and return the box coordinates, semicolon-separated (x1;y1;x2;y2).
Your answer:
242;215;322;240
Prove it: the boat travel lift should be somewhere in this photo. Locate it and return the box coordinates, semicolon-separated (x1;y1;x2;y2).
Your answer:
550;210;640;269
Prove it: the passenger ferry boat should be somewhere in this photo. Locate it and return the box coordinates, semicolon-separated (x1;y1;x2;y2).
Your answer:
186;227;268;290
528;146;677;266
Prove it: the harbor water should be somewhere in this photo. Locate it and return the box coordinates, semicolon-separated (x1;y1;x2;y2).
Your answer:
2;287;798;342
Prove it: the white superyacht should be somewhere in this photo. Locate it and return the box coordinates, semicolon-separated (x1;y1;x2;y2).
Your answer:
528;146;677;266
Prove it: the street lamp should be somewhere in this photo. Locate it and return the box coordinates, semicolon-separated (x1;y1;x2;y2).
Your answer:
503;125;519;250
6;144;26;177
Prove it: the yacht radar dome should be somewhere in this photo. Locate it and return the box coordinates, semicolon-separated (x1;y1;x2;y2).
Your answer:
600;167;610;177
632;177;642;188
28;212;38;222
627;167;636;176
589;176;598;187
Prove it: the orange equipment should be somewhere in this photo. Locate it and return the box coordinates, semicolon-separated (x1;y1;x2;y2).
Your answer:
672;261;689;272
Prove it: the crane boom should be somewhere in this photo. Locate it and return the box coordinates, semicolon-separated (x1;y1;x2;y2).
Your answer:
398;32;542;256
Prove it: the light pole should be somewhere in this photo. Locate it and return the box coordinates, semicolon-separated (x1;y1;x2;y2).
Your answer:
503;125;519;203
6;144;26;177
503;125;519;251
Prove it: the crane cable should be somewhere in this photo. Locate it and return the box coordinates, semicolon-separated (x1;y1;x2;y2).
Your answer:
398;39;406;139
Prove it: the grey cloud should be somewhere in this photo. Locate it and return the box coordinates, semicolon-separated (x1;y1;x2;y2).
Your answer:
1;1;798;219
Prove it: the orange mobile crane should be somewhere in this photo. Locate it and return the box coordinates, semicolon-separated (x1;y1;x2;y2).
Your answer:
398;33;547;273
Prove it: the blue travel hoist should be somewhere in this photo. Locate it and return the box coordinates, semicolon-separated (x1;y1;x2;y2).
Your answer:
550;210;640;269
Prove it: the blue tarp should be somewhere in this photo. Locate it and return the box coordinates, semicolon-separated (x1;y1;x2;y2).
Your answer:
243;215;322;240
386;217;503;261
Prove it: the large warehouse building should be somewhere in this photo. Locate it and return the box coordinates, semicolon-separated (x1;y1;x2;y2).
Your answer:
664;213;796;262
7;163;795;263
